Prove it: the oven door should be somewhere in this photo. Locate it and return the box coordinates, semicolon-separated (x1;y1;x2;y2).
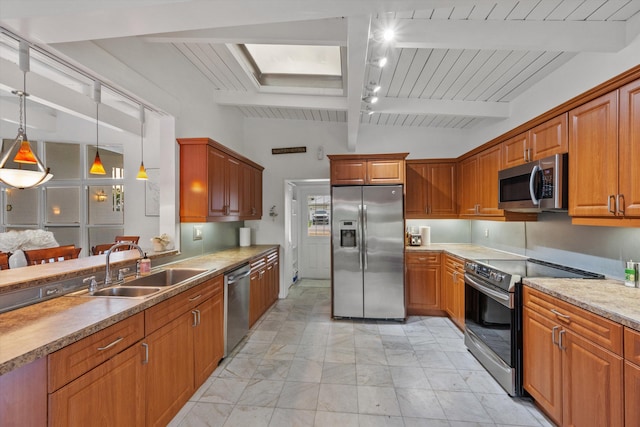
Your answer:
464;273;517;396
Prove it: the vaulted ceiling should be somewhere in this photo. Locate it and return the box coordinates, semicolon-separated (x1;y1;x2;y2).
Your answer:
1;0;639;151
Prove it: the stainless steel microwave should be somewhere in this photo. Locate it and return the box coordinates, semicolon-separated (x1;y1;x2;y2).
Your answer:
498;153;568;212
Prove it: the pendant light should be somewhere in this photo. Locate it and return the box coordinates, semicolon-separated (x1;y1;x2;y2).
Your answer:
0;41;53;189
89;81;106;175
135;105;148;180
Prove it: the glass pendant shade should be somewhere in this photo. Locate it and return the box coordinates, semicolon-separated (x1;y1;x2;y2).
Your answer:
14;140;38;164
136;162;148;180
89;151;106;175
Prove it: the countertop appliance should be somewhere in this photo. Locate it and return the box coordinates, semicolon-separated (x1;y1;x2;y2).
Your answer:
464;258;603;396
498;153;568;212
409;234;422;246
332;185;405;320
224;263;251;357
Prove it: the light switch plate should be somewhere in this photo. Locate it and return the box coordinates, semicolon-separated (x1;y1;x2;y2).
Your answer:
193;225;203;241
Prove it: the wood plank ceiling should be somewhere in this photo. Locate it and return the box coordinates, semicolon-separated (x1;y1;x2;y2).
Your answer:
164;0;639;134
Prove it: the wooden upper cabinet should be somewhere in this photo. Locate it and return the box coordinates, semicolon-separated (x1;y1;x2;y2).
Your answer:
458;155;479;216
178;138;264;222
568;92;619;218
502;114;568;169
618;78;640;218
477;144;503;216
406;161;457;218
328;153;408;185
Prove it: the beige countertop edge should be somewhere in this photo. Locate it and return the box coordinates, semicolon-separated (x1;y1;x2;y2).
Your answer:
523;278;640;331
405;243;527;261
0;245;278;376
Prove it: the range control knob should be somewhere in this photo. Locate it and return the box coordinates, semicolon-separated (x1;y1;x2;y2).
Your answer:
495;274;504;282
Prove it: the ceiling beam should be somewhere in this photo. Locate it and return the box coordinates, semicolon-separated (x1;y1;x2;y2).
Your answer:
374;98;509;118
378;19;627;53
215;91;346;110
346;16;370;152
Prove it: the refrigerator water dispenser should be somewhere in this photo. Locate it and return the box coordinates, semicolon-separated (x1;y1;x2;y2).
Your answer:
339;220;357;247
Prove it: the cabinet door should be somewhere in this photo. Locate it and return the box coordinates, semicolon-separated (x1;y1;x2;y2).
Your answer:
193;293;223;386
239;163;253;218
458;155;478;216
427;163;457;217
477;145;503;216
619;79;640;217
568;92;618;217
452;264;465;330
502;132;529;168
208;148;227;218
529;113;568;161
562;329;624;427
522;306;563;426
179;143;209;222
0;358;47;427
331;160;366;185
441;264;455;318
226;156;241;217
145;312;194;427
625;361;640;427
367;159;404;184
251;166;263;219
49;343;146;427
405;163;428;218
406;253;441;315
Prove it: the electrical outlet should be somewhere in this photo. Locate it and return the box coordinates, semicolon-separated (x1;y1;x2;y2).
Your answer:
484;228;489;238
193;225;203;241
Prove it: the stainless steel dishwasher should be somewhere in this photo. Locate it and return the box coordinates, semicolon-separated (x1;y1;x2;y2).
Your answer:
224;263;251;357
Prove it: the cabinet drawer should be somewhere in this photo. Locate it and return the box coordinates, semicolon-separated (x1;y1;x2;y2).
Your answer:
523;287;623;355
266;249;279;264
48;312;144;392
406;252;440;265
145;279;217;335
444;254;464;270
625;327;640;364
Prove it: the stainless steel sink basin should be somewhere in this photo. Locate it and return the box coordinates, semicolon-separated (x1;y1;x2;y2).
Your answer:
90;286;162;298
125;268;208;287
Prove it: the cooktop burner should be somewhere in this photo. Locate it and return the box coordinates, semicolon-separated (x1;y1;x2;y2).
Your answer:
465;258;604;292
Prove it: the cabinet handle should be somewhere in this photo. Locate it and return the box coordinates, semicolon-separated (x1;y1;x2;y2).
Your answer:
189;294;202;302
552;325;560;346
558;330;566;351
523;149;528;163
617;194;625;215
196;309;201;326
550;309;570;321
141;342;149;364
608;195;616;214
192;310;198;327
97;336;124;351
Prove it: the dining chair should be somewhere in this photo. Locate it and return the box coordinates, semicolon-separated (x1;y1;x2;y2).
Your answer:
0;252;10;270
23;245;81;265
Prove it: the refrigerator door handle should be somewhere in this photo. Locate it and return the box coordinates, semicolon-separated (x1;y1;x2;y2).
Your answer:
362;204;368;270
358;204;363;271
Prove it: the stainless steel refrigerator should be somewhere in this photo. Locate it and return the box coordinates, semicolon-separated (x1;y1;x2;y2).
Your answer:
331;185;405;320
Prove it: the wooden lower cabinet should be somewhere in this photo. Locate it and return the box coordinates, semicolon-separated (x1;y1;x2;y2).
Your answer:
405;252;442;315
0;357;47;427
49;343;147;427
522;287;624;427
250;249;280;327
626;361;640;426
442;254;465;330
145;311;195;427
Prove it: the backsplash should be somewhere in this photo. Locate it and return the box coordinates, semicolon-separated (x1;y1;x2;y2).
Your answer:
408;214;640;280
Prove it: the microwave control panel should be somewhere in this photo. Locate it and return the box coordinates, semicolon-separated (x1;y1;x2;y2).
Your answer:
540;167;554;199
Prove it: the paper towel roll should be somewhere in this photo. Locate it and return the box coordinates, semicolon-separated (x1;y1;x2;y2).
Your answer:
419;226;430;246
239;227;251;247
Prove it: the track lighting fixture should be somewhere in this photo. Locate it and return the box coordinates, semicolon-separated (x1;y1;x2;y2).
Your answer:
136;105;148;180
369;57;387;68
362;95;379;104
366;82;381;93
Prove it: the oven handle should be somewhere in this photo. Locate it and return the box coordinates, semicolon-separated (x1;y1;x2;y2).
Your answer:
465;273;513;309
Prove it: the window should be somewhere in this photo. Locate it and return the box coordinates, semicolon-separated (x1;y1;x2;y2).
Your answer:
307;195;330;237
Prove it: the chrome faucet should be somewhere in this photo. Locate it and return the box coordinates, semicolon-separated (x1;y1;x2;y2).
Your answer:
104;242;145;286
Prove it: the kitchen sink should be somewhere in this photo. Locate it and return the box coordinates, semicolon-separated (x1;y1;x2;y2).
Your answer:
89;286;162;298
125;268;208;287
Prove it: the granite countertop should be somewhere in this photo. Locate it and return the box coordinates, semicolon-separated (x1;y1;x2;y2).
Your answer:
405;243;527;261
0;245;278;376
523;277;640;331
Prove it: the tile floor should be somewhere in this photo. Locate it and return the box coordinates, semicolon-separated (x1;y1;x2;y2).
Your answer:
169;279;554;427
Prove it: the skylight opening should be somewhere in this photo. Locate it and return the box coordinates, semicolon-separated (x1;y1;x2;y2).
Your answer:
245;44;341;76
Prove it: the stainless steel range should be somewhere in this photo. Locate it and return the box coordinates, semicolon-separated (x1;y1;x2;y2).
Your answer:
463;258;603;396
